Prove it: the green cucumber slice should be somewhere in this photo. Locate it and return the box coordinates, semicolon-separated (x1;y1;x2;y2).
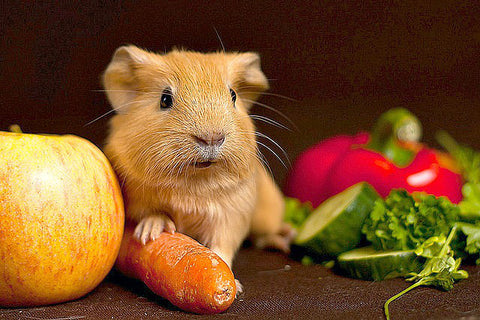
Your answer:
337;246;423;281
294;182;380;257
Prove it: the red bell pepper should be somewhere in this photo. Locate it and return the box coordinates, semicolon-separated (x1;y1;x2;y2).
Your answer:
284;108;463;207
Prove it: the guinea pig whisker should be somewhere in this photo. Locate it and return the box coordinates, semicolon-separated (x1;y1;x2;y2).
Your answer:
176;149;193;173
140;87;170;95
242;99;299;132
140;143;177;178
84;98;153;126
84;109;117;126
170;147;194;181
139;141;191;185
223;147;264;180
97;86;163;96
167;148;187;171
138;140;165;160
241;91;298;102
256;141;288;170
115;98;156;112
174;160;185;181
249;114;291;131
213;27;226;52
253;143;282;175
253;147;273;178
184;156;200;180
232;128;289;170
255;132;291;167
92;89;142;93
177;159;192;181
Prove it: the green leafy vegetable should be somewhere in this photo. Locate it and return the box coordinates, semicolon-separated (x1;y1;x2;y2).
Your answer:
384;227;468;320
362;190;459;251
361;190;474;319
459;184;480;220
457;222;480;264
436;130;480;184
436;130;480;220
284;197;312;230
435;131;480;263
409;228;468;289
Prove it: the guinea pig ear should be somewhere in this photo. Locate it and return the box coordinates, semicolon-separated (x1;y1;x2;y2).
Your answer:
102;45;156;112
229;52;269;108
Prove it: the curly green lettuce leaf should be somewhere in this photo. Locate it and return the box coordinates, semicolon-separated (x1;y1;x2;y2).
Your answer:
362;190;460;251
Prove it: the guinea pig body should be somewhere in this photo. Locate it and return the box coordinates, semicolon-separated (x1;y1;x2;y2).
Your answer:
102;46;289;285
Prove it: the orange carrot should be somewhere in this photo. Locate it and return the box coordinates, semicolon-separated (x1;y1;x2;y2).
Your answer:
115;223;236;314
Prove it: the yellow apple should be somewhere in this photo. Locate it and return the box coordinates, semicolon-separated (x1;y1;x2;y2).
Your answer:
0;131;125;306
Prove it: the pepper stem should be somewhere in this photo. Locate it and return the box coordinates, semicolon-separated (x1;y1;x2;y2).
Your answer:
9;124;23;133
366;108;422;167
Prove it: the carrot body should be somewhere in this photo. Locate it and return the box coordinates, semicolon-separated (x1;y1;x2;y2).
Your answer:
115;224;236;314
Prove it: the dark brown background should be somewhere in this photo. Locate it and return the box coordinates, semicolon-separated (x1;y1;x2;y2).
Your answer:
2;1;480;186
1;1;480;319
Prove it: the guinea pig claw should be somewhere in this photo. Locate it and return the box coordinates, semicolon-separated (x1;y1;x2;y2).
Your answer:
164;219;176;234
134;215;176;245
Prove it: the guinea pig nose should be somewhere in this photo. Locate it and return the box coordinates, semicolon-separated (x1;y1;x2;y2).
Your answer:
194;133;225;147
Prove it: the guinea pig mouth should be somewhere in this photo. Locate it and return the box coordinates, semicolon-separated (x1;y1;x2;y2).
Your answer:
192;161;214;168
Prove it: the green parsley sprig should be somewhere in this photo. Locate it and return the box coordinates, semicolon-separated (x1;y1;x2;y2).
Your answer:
362;190;474;320
384;226;468;320
362;190;459;251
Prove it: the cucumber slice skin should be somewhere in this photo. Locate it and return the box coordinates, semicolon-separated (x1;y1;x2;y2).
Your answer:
337;247;424;281
295;183;380;257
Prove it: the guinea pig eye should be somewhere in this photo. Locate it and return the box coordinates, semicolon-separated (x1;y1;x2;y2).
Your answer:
160;88;173;110
229;88;237;106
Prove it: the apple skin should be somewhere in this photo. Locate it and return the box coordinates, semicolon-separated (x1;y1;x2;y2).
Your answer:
0;131;125;307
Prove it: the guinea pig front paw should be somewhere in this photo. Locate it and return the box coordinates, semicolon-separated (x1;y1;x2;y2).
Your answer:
253;223;296;254
235;279;244;298
134;215;176;245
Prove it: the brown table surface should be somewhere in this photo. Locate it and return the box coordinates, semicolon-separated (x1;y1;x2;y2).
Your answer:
1;247;479;320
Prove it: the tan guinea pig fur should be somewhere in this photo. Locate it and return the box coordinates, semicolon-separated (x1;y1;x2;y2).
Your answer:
102;45;291;290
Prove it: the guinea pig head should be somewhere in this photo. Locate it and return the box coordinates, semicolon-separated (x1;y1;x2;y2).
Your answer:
102;45;269;188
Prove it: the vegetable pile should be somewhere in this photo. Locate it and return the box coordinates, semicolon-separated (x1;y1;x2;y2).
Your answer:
285;109;480;320
284;108;463;207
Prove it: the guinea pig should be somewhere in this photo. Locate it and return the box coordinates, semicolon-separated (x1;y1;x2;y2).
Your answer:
102;45;292;293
